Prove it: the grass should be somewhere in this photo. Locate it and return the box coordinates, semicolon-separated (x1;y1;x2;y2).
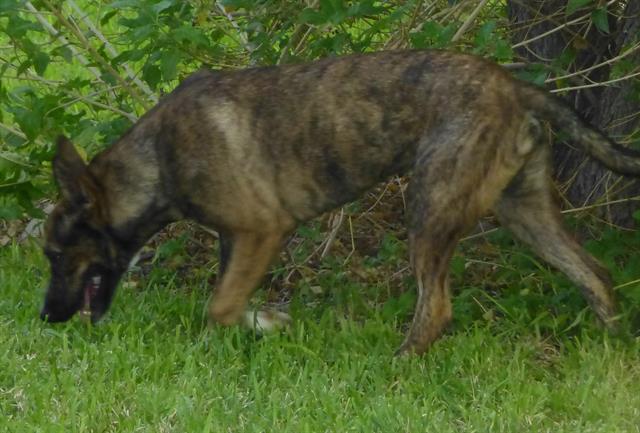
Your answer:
2;225;640;433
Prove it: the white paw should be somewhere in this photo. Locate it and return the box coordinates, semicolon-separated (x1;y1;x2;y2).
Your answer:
242;309;292;334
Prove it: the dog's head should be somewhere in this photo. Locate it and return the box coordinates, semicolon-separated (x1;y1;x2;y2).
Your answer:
40;137;124;323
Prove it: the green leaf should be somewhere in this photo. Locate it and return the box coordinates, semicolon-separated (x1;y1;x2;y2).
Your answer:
161;50;181;81
119;16;151;29
107;0;141;9
5;14;41;38
173;25;209;47
220;0;254;8
12;108;41;141
515;64;548;86
131;24;155;41
0;0;22;13
16;59;31;76
324;0;347;24
347;0;385;17
475;21;496;48
299;8;327;25
112;48;147;66
152;0;175;14
33;51;49;76
52;45;73;63
591;8;609;33
566;0;593;15
494;39;513;62
143;63;162;89
0;196;24;220
100;71;118;86
72;124;99;148
100;10;118;26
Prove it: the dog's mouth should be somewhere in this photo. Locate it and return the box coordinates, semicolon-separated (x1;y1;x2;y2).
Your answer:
79;274;103;322
41;264;120;324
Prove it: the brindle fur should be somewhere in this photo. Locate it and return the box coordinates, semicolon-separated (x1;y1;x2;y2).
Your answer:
42;50;640;355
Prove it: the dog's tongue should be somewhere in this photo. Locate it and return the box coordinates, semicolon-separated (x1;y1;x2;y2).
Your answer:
79;276;101;322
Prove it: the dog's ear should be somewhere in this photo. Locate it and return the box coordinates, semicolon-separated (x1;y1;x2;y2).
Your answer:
53;136;92;205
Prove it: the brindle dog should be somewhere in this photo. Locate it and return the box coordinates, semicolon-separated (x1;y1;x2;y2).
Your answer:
41;50;640;355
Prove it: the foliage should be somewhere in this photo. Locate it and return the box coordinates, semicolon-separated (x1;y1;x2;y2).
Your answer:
0;0;515;219
1;1;639;222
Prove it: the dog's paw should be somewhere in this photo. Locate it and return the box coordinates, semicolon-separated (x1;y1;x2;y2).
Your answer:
242;309;292;334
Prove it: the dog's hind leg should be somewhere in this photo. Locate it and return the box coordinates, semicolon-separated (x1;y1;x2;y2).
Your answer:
398;219;460;355
494;147;618;326
208;232;285;328
397;125;533;355
398;162;507;355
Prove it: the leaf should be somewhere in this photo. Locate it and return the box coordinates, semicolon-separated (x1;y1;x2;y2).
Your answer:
220;0;254;8
161;49;181;81
9;106;41;141
52;45;73;63
100;10;118;26
5;14;41;38
100;71;118;86
474;21;497;49
566;0;593;15
591;8;609;33
142;63;162;89
0;197;24;220
347;0;385;17
450;256;466;279
152;0;175;14
131;24;155;41
299;8;327;25
16;59;31;76
0;0;22;13
515;64;548;86
119;16;151;29
173;25;209;47
33;51;49;76
72;125;99;149
107;0;141;9
324;0;347;24
111;48;146;66
494;39;513;62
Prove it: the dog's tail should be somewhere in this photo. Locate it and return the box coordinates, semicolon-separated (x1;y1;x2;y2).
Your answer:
519;84;640;176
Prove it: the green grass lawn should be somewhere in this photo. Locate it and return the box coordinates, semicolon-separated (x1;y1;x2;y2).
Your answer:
2;229;640;433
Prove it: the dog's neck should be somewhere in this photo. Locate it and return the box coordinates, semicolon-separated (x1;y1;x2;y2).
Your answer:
89;132;180;253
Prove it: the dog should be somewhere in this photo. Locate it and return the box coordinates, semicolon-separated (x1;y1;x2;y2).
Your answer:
40;49;640;355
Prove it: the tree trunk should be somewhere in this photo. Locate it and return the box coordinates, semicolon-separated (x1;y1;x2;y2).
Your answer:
508;0;640;226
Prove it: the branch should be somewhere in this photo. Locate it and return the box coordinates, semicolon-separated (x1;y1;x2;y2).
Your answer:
215;1;257;62
277;0;319;65
54;88;139;122
66;0;158;103
511;0;618;49
23;2;103;83
545;42;640;83
550;69;640;93
40;0;152;111
451;0;490;42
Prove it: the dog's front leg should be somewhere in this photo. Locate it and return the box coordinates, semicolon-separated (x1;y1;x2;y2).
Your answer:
217;233;233;278
208;232;285;328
